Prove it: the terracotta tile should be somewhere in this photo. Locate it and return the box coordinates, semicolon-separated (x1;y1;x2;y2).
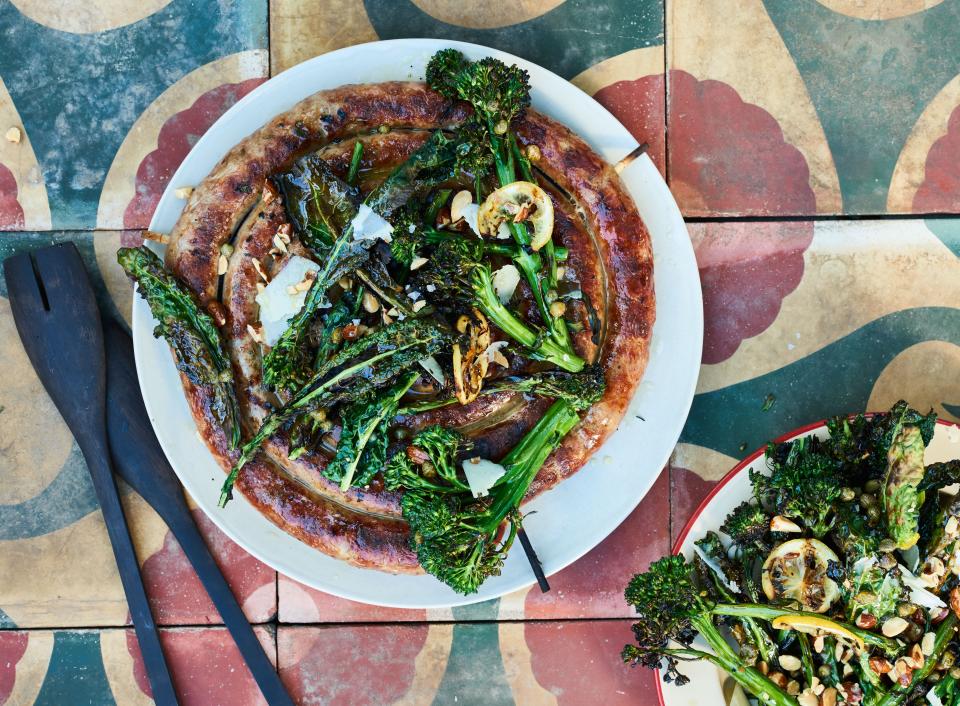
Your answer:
277;577;424;623
278;624;443;705
0;1;267;230
106;626;275;706
506;620;660;705
518;468;670;620
667;0;960;216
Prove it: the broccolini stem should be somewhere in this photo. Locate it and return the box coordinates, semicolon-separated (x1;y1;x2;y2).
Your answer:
346;141;363;185
421;227;568;262
487;118;574;355
797;633;816;686
713;604;900;655
472;266;584;372
875;613;958;706
425;189;452;224
690;614;797;706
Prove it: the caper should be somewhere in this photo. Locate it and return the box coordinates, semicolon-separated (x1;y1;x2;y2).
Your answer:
860;493;876;508
866;505;881;523
864;479;881;493
818;665;831;678
897;602;920;618
940;651;957;670
840;487;856;502
951;665;960;679
878;538;897;553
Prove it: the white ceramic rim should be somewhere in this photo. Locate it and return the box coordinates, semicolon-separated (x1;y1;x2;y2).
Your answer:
134;38;703;608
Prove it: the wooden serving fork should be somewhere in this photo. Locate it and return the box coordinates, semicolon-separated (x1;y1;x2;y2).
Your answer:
4;243;179;705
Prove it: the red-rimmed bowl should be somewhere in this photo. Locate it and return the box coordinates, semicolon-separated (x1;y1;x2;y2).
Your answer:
657;417;960;706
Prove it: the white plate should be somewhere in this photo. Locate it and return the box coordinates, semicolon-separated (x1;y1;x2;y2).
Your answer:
134;38;703;608
660;419;960;706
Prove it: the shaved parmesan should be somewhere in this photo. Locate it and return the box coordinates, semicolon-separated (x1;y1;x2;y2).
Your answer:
255;255;321;345
928;688;944;706
460;203;481;237
462;457;506;498
491;264;520;304
899;564;947;609
693;543;740;595
484;340;509;365
418;356;446;386
351;204;394;243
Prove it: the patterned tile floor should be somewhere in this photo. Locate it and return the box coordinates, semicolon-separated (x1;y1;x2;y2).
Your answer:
1;1;960;704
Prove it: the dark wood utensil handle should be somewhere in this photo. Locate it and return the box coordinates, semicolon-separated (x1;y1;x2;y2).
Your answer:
78;434;180;706
101;321;292;706
165;511;293;706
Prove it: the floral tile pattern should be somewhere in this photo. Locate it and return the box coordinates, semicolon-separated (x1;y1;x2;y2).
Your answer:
3;1;960;704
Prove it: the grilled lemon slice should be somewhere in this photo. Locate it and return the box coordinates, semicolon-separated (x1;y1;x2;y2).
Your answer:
762;538;840;613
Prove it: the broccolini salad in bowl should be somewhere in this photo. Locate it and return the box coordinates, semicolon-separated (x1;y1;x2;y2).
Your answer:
634;402;960;706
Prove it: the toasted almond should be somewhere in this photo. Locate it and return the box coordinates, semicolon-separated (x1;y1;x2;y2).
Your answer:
881;616;909;637
381;310;393;325
922;631;936;656
409;256;429;271
549;301;567;317
855;612;877;629
768;672;787;689
821;686;837;706
778;655;802;672
362;291;380;313
869;656;893;675
294;278;312;292
5;126;21;143
834;642;844;662
273;234;288;253
450;189;473;223
143;230;170;244
412;300;427;312
256;282;266;293
286;285;298;295
277;222;292;237
252;258;268;282
217;254;229;275
813;635;826;654
796;692;818;706
246;324;262;343
492;349;509;368
387;307;399;317
770;515;803;533
174;185;194;200
338;276;353;290
787;680;800;696
910;643;925;669
261;182;277;204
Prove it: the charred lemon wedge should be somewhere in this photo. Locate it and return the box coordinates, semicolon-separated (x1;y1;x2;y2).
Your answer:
477;181;554;251
770;615;865;649
761;538;840;613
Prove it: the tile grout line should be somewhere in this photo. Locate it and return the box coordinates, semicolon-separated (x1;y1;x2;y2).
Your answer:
0;615;640;633
663;0;670;188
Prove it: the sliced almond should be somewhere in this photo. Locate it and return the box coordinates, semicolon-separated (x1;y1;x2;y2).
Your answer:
246;324;263;344
770;515;803;533
362;291;380;313
273;234;288;253
813;635;825;653
412;300;427;313
409;256;429;271
252;258;268;283
5;126;21;143
881;616;909;637
174;185;194;200
217;254;229;275
261;182;277;204
778;655;802;672
922;631;936;656
450;189;473;223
